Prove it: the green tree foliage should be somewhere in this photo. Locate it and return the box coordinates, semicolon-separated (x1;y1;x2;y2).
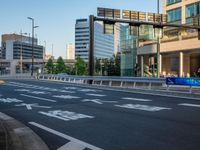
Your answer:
55;56;66;73
75;56;87;75
46;58;54;74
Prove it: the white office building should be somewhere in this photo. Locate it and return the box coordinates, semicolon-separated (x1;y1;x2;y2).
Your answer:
66;43;75;60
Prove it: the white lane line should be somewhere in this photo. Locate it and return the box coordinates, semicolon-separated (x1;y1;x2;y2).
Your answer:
58;141;85;150
82;99;117;105
29;122;103;150
20;94;56;102
122;97;152;102
86;94;106;97
178;103;200;108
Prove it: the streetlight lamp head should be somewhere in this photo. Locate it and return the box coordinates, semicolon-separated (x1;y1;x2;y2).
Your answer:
34;26;39;28
27;17;33;20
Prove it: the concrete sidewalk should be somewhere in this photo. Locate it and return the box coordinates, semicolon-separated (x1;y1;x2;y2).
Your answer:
0;112;49;150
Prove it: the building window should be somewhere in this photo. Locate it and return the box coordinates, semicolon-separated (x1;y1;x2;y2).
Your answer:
166;0;181;6
167;8;182;24
186;2;200;24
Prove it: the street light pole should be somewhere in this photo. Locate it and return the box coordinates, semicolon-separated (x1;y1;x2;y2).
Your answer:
156;0;160;78
20;30;27;74
27;17;39;76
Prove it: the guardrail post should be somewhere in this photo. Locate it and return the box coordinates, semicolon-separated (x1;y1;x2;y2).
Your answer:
167;85;169;91
109;81;112;87
92;80;95;85
133;82;136;88
189;86;193;94
100;80;103;86
148;82;152;90
120;81;123;87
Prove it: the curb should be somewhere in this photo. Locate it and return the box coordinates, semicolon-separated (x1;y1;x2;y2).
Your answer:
0;112;49;150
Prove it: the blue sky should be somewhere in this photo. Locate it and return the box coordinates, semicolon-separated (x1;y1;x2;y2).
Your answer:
0;0;161;58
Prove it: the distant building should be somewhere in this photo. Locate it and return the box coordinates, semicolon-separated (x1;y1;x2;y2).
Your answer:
75;18;120;62
0;34;44;75
66;43;75;60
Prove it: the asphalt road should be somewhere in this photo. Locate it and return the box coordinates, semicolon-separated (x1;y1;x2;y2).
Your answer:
0;79;200;150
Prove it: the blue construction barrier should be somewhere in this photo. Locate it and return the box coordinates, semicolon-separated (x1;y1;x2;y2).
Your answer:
166;77;200;86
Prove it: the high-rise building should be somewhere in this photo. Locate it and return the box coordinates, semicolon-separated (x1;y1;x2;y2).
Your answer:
0;34;44;75
75;19;89;62
75;19;120;62
138;0;200;77
66;43;75;60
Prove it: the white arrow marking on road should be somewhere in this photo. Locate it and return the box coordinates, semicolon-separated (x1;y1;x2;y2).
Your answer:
115;104;171;112
86;93;106;97
29;122;103;150
178;103;200;108
60;90;75;94
20;94;56;102
15;103;51;110
122;97;152;102
82;99;117;105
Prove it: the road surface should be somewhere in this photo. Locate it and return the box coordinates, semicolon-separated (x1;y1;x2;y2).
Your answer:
0;79;200;150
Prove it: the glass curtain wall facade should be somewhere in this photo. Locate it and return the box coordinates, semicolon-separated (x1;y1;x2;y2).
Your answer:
167;7;182;24
186;2;200;24
120;25;137;76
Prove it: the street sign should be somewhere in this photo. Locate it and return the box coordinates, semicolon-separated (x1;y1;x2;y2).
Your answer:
122;10;139;20
104;22;115;34
138;12;146;21
166;77;200;86
97;7;121;19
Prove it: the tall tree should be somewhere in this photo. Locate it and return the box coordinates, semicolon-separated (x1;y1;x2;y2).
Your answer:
75;56;87;75
55;56;66;73
46;58;54;74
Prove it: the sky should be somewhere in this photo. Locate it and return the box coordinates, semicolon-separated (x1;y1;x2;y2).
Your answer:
0;0;161;58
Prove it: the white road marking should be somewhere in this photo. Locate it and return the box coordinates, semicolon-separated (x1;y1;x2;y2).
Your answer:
58;141;85;150
0;98;23;103
63;87;78;90
178;103;200;108
39;110;94;121
28;91;49;94
20;94;56;102
15;89;30;92
82;99;117;105
115;104;171;112
79;89;97;92
15;103;51;110
122;97;152;102
53;95;80;99
60;90;75;94
29;122;103;150
86;94;106;97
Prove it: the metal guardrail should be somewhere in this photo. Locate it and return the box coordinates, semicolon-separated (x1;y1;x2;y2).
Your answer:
0;73;35;79
39;74;166;90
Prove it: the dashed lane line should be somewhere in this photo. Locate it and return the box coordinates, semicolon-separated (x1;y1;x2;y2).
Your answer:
20;94;56;102
178;103;200;108
122;97;152;102
29;122;103;150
